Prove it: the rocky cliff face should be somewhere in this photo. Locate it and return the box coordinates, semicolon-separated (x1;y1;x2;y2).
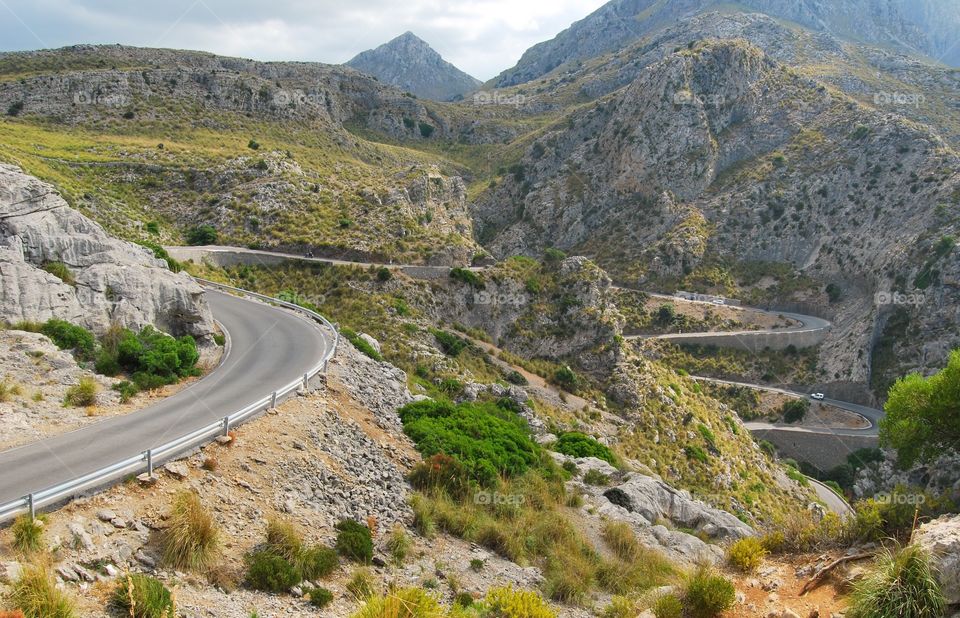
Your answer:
346;32;481;101
474;40;960;393
0;164;214;340
492;0;960;87
506;11;960;147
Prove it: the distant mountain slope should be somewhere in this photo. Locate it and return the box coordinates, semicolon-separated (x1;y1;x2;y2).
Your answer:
474;39;960;396
492;0;960;87
346;32;481;101
0;45;489;265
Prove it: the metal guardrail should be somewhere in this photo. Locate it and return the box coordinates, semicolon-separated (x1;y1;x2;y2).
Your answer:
0;280;339;522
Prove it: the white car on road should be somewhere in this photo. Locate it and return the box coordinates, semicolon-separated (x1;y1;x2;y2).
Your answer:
810;393;825;400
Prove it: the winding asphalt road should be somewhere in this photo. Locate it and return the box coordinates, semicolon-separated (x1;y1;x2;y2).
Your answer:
0;290;333;507
621;290;832;345
693;376;883;437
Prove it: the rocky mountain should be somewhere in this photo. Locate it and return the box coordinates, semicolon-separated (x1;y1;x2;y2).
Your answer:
346;31;481;101
492;0;960;87
0;45;492;264
493;11;960;146
473;39;959;399
0;163;214;340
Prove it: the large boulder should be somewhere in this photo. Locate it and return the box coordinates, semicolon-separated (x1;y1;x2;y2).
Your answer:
600;474;755;540
0;164;214;340
914;515;960;605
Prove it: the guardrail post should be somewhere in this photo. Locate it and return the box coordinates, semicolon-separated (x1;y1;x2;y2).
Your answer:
145;449;153;476
323;359;328;373
222;416;230;436
27;494;34;520
303;373;309;389
271;391;277;408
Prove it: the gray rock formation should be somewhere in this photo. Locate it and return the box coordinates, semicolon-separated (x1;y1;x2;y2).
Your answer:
493;0;960;87
915;514;960;605
0;164;214;340
475;38;960;395
558;454;753;564
599;468;755;540
346;32;481;101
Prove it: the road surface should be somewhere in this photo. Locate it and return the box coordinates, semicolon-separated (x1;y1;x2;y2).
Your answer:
0;290;334;506
692;376;883;437
621;292;833;345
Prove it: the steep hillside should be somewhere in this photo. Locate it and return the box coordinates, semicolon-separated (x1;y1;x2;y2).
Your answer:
473;40;960;397
0;45;504;264
486;12;960;146
492;0;960;87
346;32;481;101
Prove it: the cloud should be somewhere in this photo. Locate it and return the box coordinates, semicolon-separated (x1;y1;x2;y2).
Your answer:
0;0;609;79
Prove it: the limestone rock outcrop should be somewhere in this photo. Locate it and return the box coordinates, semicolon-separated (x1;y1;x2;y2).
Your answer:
0;163;214;340
915;515;960;605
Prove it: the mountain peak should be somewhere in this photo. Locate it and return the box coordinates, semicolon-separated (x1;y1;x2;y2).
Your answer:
346;32;480;101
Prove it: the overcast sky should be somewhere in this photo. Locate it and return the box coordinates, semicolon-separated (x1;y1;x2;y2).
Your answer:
0;0;610;80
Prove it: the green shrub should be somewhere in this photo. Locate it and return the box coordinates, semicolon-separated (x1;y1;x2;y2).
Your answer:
408;453;471;498
505;370;528;386
652;594;683;618
185;225;218;246
63;377;98;407
335;519;373;563
7;101;24;116
137;241;183;273
418;122;435;138
97;326;200;388
376;267;392;282
341;327;383;361
685;445;709;463
683;567;736;618
42;262;74;285
304;586;334;608
431;329;468;356
245;550;300;592
726;537;767;572
112;574;174;618
848;544;945;618
696;424;718;452
583;469;610;486
552;366;578;391
8;564;75;618
781;399;810;424
112;380;139;403
543;248;566;263
11;514;46;553
484;585;557;617
94;349;121;376
41;319;95;360
553;432;615;464
161;490;220;571
264;516;338;579
850;487;954;542
399;399;540;487
449;267;483;288
298;545;339;580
